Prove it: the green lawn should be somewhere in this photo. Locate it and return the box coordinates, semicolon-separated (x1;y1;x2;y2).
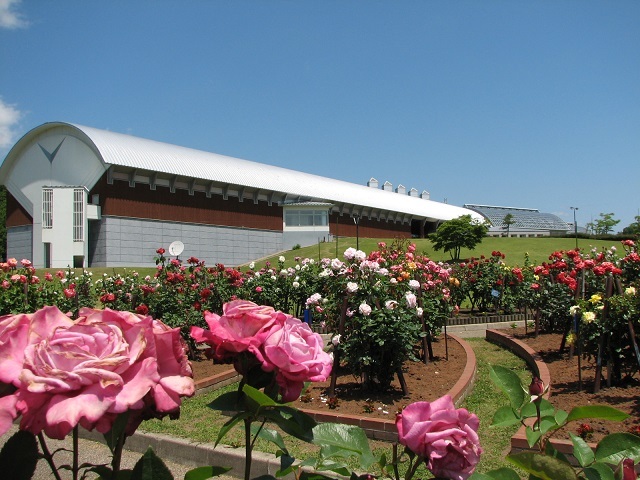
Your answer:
245;236;621;269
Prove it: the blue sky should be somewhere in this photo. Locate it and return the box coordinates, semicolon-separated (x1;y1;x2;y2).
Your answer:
1;0;638;231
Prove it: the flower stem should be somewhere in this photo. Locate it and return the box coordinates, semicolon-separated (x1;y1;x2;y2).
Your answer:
73;426;79;480
244;418;253;480
110;430;127;479
392;443;400;480
37;433;63;480
404;456;423;480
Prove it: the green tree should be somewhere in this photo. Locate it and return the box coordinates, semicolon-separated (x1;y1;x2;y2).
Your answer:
502;213;515;237
430;214;489;261
593;212;620;235
622;215;640;235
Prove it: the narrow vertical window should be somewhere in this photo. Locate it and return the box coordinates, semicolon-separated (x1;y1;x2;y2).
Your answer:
42;188;53;228
73;188;84;241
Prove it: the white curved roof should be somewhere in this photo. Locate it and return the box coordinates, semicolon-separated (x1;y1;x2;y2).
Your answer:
3;122;482;222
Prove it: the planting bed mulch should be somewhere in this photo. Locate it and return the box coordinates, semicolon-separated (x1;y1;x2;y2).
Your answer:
508;327;640;443
190;335;467;420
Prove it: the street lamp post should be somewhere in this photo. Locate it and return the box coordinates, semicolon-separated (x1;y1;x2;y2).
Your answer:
352;213;361;250
570;207;579;249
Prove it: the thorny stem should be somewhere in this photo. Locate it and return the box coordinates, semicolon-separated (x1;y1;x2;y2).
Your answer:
37;433;63;480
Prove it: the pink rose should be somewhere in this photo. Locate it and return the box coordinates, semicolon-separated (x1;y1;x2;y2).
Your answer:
396;396;482;480
0;306;194;439
261;316;333;402
190;300;285;363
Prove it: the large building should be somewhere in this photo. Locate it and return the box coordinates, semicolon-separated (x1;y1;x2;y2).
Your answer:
464;204;571;237
0;122;482;268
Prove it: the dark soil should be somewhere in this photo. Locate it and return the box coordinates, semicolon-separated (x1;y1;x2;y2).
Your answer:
190;336;466;420
508;327;640;443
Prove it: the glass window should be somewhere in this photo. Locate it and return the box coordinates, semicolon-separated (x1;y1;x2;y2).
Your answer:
73;188;84;242
285;209;329;227
42;188;53;229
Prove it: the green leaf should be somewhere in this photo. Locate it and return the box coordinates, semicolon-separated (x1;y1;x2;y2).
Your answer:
208;391;242;412
526;426;543;448
544;439;569;464
260;406;317;442
521;399;555;419
215;412;251;446
539;415;561;434
184;466;233;480
595;433;640;465
0;430;39;480
242;384;278;414
489;365;525;409
311;423;375;468
252;425;288;453
569;432;595;467
507;452;578;480
566;406;629;423
491;406;521;427
555;409;569;426
468;467;521;480
583;462;615;480
130;447;174;480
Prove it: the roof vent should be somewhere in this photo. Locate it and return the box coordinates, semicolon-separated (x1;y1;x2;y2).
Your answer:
395;184;406;195
408;188;419;197
382;181;393;192
421;190;430;200
367;177;379;188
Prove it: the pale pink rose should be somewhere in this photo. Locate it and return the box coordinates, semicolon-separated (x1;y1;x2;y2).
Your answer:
190;299;285;363
359;303;372;316
20;259;32;267
7;258;17;268
261;316;332;402
396;396;482;480
0;307;194;439
405;292;417;308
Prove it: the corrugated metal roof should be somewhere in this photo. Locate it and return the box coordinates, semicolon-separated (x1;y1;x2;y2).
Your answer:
12;122;483;222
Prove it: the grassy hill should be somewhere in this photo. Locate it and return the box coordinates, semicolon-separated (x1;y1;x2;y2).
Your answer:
248;236;622;269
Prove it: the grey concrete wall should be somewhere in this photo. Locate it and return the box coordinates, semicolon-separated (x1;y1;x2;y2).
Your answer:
88;216;283;267
6;225;33;261
282;231;331;250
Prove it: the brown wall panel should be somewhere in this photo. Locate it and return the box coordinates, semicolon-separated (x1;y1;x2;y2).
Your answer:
90;176;282;231
6;192;32;227
329;213;411;239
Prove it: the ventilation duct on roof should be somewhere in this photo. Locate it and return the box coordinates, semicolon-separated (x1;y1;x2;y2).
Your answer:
421;190;430;200
367;177;379;188
395;184;406;194
408;188;419;197
382;181;393;192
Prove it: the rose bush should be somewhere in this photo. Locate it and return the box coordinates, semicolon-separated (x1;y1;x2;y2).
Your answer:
396;395;482;480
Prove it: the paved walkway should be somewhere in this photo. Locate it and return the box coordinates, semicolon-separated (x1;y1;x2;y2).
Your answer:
0;425;226;480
